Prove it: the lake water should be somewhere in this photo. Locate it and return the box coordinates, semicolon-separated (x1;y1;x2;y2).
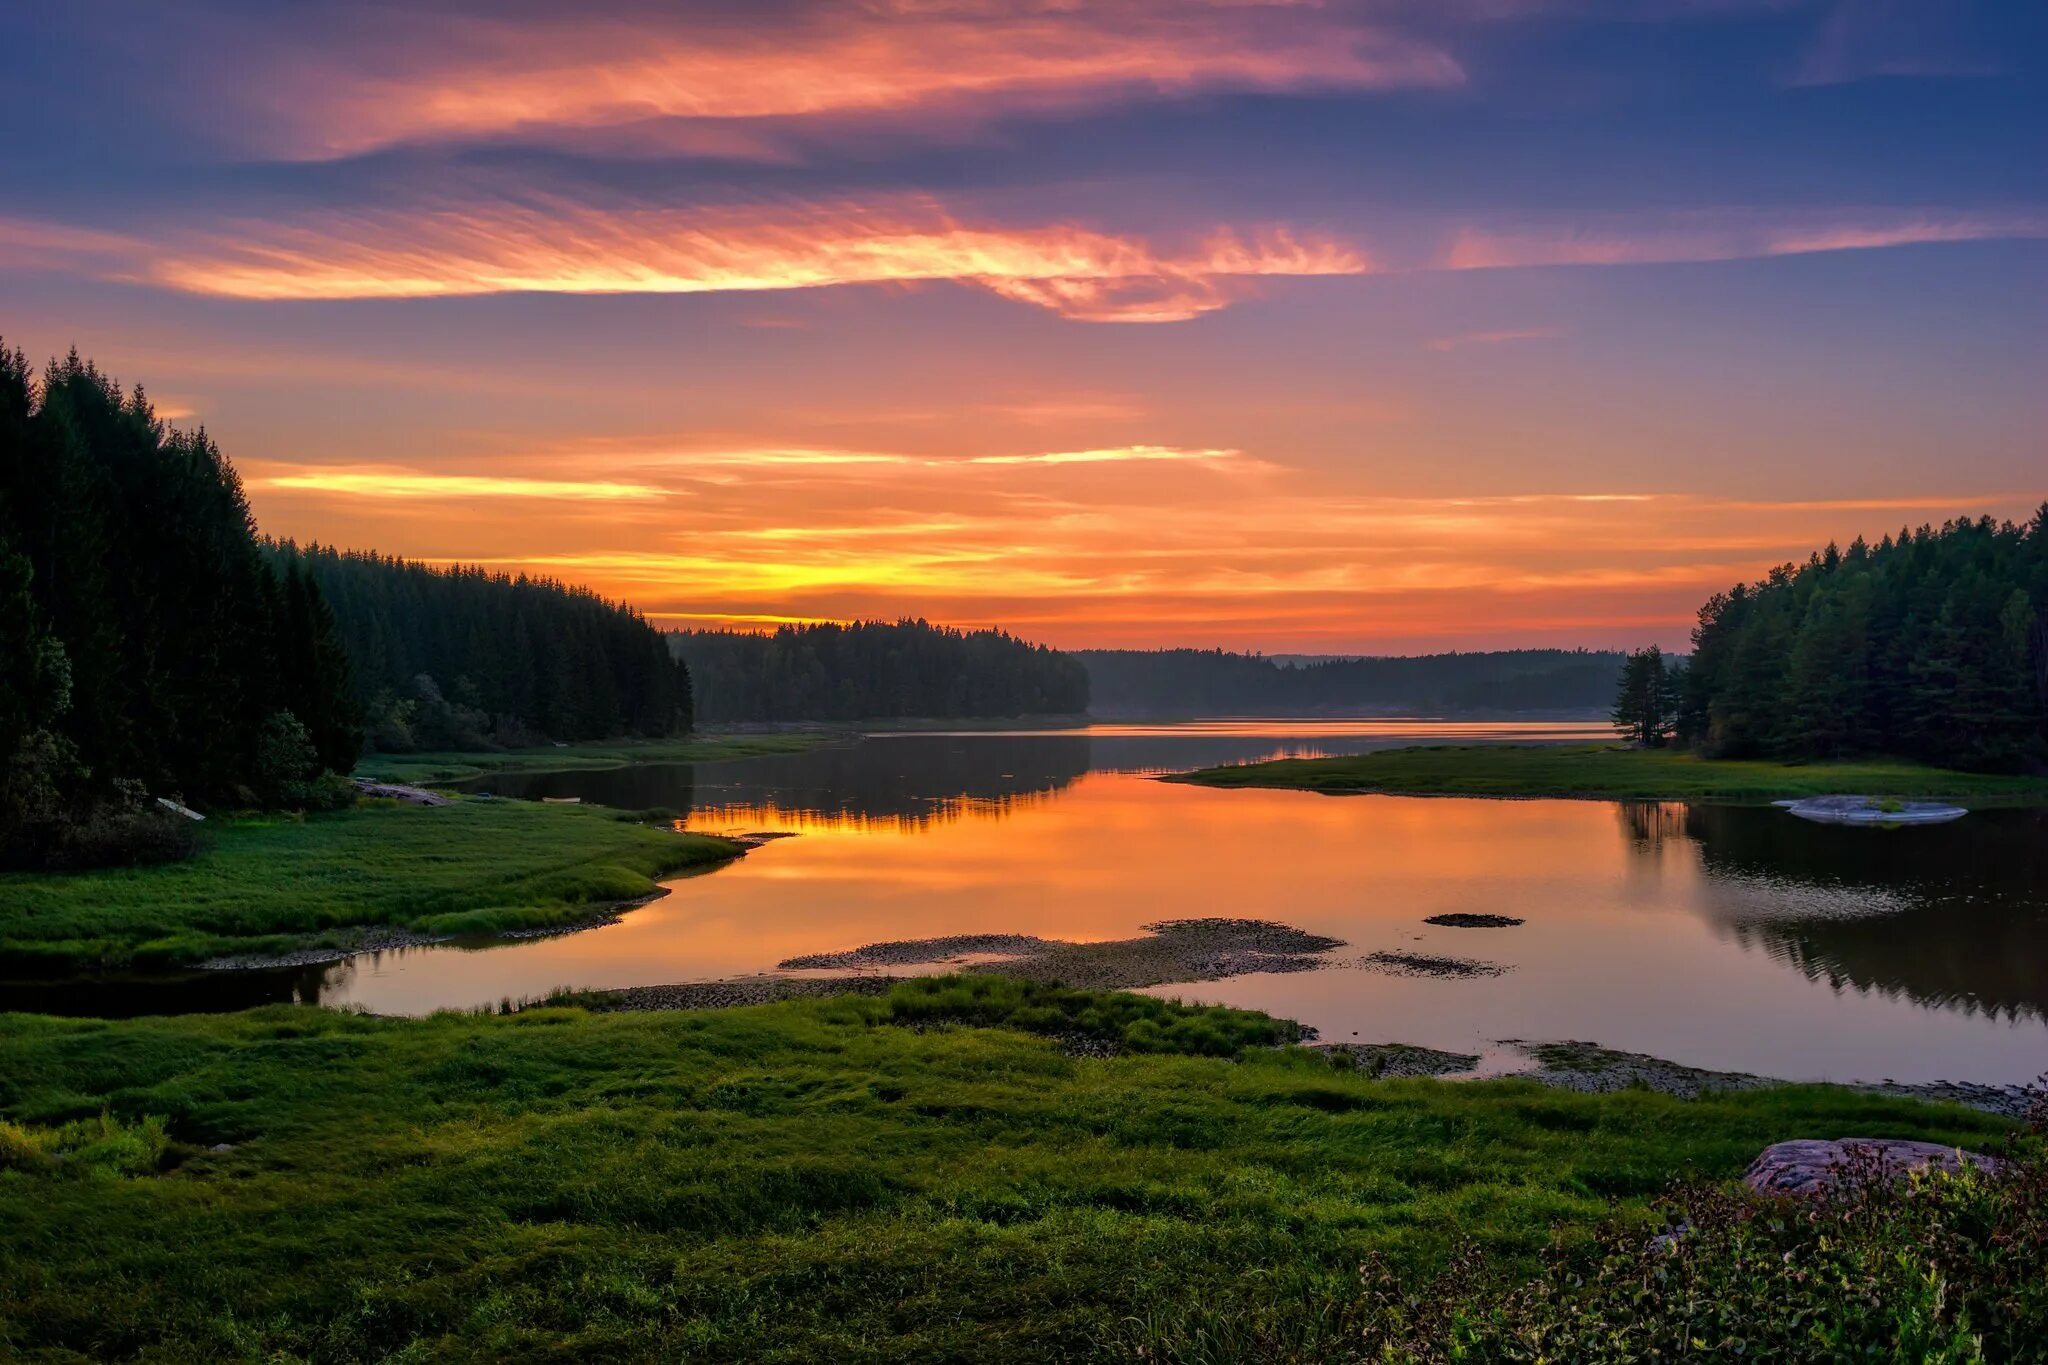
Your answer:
21;721;2048;1085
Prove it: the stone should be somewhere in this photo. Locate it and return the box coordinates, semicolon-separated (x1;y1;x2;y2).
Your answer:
1744;1138;2003;1198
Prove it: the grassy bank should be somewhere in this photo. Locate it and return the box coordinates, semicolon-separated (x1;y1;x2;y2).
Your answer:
352;732;831;786
0;979;2013;1363
0;800;742;968
1170;743;2048;805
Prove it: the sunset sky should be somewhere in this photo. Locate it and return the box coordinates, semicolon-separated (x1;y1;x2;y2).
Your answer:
2;0;2043;651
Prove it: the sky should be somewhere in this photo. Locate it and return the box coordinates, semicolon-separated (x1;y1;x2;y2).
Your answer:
1;0;2043;653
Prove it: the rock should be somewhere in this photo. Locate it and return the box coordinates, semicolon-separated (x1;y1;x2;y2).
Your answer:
350;779;454;807
209;1142;235;1153
1744;1138;2004;1198
1422;913;1524;928
1775;795;1966;826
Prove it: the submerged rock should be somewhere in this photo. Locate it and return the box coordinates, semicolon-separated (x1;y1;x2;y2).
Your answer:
1356;951;1507;979
1744;1138;2004;1198
774;918;1346;990
1422;913;1524;928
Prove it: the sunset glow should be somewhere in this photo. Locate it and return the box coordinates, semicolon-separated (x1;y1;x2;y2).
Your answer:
3;0;2042;652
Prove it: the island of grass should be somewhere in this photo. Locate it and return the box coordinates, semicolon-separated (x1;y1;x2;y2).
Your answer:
1169;743;2048;805
0;977;2029;1362
0;799;744;969
351;731;833;786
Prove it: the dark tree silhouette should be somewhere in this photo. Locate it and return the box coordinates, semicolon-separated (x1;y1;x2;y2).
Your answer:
675;620;1086;723
279;544;691;750
1679;513;2048;771
0;342;360;860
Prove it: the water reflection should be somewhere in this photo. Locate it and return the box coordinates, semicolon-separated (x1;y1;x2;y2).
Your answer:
473;735;1094;831
1678;805;2048;1023
15;722;2046;1085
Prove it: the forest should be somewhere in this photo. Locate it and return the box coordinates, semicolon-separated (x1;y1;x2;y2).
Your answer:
1078;648;1626;718
674;620;1089;723
0;345;357;865
1678;511;2048;771
281;545;691;751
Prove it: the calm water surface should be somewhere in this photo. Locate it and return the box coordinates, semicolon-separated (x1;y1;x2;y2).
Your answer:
27;721;2048;1085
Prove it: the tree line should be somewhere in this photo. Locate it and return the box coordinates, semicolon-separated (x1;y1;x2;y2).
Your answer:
673;620;1089;723
1076;648;1626;717
1610;511;2048;771
278;545;691;752
1673;512;2048;770
0;345;358;865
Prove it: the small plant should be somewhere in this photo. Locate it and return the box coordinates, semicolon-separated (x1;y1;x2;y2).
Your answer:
0;1113;171;1179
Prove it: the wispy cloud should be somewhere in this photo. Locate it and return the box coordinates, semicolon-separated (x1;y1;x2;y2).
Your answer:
254;466;669;500
205;1;1463;161
27;196;1366;322
1425;327;1564;351
1442;211;2048;270
1792;0;2002;87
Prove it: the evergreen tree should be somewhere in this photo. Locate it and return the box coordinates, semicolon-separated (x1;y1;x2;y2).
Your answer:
1611;645;1681;747
1678;513;2047;770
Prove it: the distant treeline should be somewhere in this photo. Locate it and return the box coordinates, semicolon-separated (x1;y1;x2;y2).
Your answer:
1077;648;1626;717
279;545;691;752
1679;512;2048;771
1;346;358;862
673;620;1089;723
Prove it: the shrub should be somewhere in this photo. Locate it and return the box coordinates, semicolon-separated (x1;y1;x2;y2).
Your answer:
1137;1090;2048;1363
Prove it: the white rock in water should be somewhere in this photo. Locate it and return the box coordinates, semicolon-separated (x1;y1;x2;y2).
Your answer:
1745;1138;2002;1197
1779;795;1966;826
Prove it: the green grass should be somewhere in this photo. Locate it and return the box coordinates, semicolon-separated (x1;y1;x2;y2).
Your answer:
0;800;742;968
352;732;832;785
1170;744;2048;805
0;979;2011;1363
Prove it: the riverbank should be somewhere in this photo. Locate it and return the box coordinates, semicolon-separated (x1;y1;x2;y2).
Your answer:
0;799;744;968
0;981;2018;1362
351;732;834;786
1168;743;2048;804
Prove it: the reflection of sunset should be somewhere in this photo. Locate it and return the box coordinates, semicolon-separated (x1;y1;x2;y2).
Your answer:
315;763;2048;1085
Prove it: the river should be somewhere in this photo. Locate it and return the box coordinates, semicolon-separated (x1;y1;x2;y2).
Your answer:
23;721;2048;1085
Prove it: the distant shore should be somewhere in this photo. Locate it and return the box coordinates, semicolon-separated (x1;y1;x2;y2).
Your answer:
1167;743;2048;805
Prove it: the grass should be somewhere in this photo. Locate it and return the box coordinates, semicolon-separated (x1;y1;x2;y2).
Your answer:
1170;743;2048;805
0;799;742;968
352;732;832;785
0;978;2014;1363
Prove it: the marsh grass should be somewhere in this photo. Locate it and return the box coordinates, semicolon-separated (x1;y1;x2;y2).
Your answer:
0;799;742;967
1171;744;2048;805
351;732;830;786
0;983;2013;1362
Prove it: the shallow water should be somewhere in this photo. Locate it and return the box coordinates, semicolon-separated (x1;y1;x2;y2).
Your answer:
20;721;2048;1085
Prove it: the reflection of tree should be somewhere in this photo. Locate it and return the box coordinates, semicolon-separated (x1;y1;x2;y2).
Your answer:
0;962;329;1017
471;735;1093;832
1617;801;1693;848
1679;805;2048;1022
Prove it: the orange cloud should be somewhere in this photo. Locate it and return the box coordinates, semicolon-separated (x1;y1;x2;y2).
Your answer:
229;2;1462;159
254;465;669;500
248;421;2038;654
107;199;1365;321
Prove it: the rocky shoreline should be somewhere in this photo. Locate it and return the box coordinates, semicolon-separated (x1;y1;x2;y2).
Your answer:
775;918;1347;990
1505;1040;2039;1121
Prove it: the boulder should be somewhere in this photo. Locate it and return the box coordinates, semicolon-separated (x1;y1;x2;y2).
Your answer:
1744;1138;2003;1198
